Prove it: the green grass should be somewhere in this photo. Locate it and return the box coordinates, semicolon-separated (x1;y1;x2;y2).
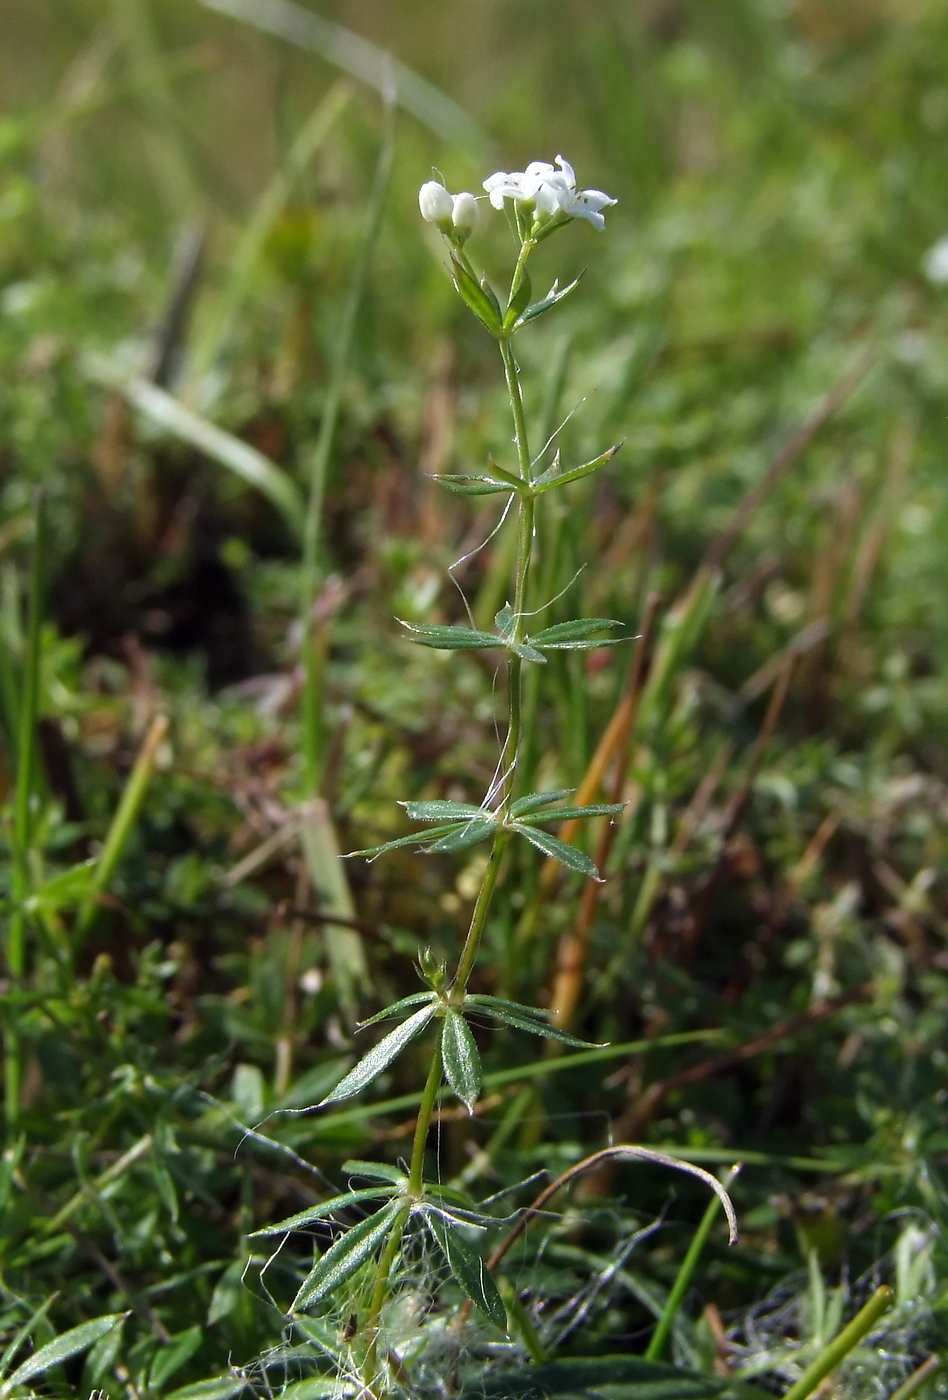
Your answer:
1;0;948;1395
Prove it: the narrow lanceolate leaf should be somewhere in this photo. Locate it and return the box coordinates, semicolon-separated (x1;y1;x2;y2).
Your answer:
433;474;518;497
425;1212;507;1332
399;622;502;650
319;1004;437;1105
427;821;495;854
450;257;503;336
342;1161;408;1186
292;1200;403;1311
514;271;584;328
529;619;625;650
508;641;547;664
358;992;437;1030
403;800;492;823
510;790;573;818
476;1005;599;1048
442;1010;481;1111
348;823;466;859
0;1313;128;1396
247;1186;397;1237
512;823;602;880
466;994;553;1020
531;803;624;823
532;442;623;494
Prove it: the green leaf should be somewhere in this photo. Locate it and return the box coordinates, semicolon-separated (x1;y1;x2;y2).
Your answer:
293;1200;403;1311
207;1260;245;1325
358;993;437;1029
425;1212;506;1332
442;1009;481;1110
512;823;602;879
508;790;571;818
166;1378;249;1400
318;1005;437;1105
426;821;495;853
466;994;552;1019
529;618;625;649
475;1005;598;1048
528;802;624;822
460;1354;728;1399
342;1160;408;1185
450;257;503;335
514;271;584;328
403;799;492;822
399;621;502;650
349;823;468;858
533;442;622;494
1;1313;128;1396
433;474;518;496
150;1326;202;1392
509;641;547;663
248;1186;397;1237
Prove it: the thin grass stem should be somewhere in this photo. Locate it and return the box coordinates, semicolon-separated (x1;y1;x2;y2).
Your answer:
5;491;45;1132
780;1286;893;1400
644;1165;740;1361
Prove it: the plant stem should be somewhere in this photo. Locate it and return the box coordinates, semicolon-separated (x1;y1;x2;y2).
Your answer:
780;1285;892;1400
363;1033;443;1389
645;1166;739;1361
5;491;45;1133
451;829;507;994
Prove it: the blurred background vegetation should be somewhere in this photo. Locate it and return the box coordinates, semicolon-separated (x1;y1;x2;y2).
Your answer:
2;0;948;1395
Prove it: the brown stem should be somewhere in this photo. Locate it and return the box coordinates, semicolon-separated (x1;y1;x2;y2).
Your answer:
454;1144;738;1332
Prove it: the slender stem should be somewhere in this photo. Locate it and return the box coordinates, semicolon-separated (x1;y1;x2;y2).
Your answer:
408;1024;445;1193
781;1286;892;1400
6;490;45;1133
451;830;507;994
645;1166;738;1361
363;1030;443;1387
363;1197;411;1391
500;337;534;486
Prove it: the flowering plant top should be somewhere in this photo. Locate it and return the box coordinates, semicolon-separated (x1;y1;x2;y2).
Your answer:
483;155;616;232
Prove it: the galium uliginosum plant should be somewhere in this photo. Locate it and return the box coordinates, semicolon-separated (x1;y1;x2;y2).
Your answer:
252;155;737;1394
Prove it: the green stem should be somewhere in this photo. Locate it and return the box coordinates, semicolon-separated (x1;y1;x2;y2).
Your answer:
408;1025;445;1194
364;1030;444;1387
781;1286;893;1400
451;829;508;994
363;1197;411;1390
5;491;45;1133
645;1166;738;1361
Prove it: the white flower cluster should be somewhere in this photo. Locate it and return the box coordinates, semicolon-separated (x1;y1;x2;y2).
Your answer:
419;154;615;238
483;155;616;232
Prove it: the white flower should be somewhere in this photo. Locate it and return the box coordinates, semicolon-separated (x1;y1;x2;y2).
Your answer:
483;155;616;231
419;180;454;225
451;192;479;238
923;235;948;285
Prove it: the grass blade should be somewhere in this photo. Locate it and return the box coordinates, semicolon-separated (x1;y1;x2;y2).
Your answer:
0;1313;127;1396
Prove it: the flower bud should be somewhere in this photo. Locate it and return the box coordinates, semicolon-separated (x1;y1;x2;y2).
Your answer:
451;192;479;241
418;180;454;227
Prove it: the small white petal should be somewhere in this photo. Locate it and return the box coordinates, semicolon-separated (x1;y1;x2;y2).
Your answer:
923;236;948;285
555;154;576;189
451;192;479;235
419;181;454;224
